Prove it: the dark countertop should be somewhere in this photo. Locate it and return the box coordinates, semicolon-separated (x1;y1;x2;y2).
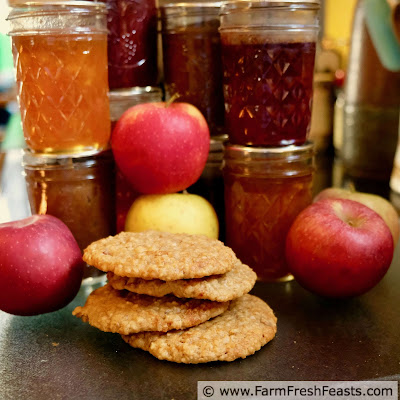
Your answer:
0;150;399;399
0;241;399;400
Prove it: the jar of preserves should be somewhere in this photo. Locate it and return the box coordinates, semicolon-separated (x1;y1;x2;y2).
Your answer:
23;150;116;282
223;142;314;281
220;0;320;146
106;0;158;89
109;86;163;232
109;86;163;130
8;1;111;155
188;135;227;241
160;2;225;136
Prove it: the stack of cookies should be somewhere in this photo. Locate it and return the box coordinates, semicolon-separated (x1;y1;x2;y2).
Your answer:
73;231;277;364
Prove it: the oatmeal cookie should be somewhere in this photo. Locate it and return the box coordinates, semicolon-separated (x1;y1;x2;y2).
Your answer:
122;294;277;363
107;262;257;302
72;284;229;335
83;231;238;280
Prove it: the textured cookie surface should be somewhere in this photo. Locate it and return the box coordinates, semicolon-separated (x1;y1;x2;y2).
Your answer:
83;231;238;280
122;295;277;363
108;262;257;302
72;284;229;335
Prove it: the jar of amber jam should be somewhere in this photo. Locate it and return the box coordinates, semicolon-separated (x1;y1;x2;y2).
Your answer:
109;86;163;232
220;0;320;146
23;150;116;282
160;2;225;136
223;142;314;281
8;1;111;155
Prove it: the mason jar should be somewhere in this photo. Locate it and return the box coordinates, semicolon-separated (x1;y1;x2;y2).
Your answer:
106;0;158;89
223;142;314;281
188;135;227;241
109;86;163;232
8;1;110;155
109;86;163;130
23;150;116;282
220;0;320;146
160;2;225;136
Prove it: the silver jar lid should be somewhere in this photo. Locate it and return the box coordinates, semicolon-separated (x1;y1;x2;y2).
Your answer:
224;141;314;161
220;0;320;12
22;149;113;170
223;142;314;177
109;86;162;102
161;2;222;12
210;134;228;152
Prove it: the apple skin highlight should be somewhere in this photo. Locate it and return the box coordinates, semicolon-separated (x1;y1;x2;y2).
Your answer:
285;198;394;298
0;215;84;316
314;187;400;245
111;102;210;194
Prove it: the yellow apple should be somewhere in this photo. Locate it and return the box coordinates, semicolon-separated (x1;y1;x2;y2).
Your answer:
124;193;219;239
314;187;399;245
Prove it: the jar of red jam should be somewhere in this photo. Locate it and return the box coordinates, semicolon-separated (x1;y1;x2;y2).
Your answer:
220;0;320;146
160;2;225;136
23;150;116;282
223;142;314;281
106;0;158;89
109;86;163;232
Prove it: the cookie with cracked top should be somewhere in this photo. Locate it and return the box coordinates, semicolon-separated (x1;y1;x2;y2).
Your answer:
122;294;277;363
72;284;229;335
83;231;238;281
107;262;257;302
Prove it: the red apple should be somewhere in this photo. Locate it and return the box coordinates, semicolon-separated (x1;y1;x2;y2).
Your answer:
0;215;84;316
111;102;210;194
314;187;400;245
285;198;394;298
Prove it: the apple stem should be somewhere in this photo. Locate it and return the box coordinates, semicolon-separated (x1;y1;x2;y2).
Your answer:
165;93;181;107
348;182;356;193
182;190;188;195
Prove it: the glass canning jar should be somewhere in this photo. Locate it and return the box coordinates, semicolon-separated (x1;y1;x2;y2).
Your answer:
188;135;227;241
106;0;158;89
8;1;111;155
223;142;314;281
220;0;320;146
109;86;163;232
109;86;163;130
23;150;116;281
160;2;225;136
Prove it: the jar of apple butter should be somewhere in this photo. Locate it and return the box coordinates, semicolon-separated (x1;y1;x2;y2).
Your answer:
223;142;314;281
23;150;116;282
160;2;225;136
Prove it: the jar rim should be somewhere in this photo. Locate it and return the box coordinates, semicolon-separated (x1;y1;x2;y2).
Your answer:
210;134;228;152
22;149;113;169
224;141;314;159
8;0;107;9
221;0;320;12
109;86;163;100
161;2;222;9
